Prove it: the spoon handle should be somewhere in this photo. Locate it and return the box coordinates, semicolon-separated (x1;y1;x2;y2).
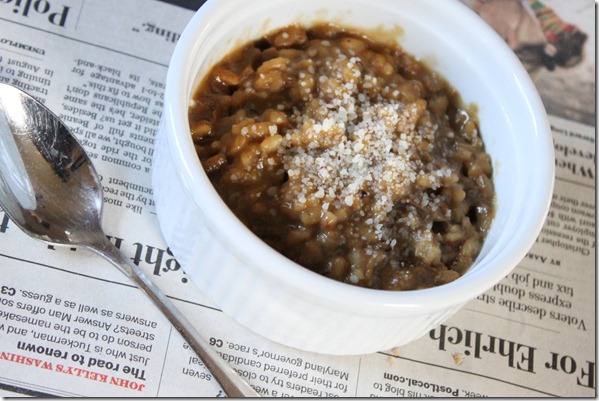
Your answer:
88;234;259;397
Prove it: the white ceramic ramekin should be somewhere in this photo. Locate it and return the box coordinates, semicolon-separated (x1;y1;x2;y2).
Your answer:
152;0;554;355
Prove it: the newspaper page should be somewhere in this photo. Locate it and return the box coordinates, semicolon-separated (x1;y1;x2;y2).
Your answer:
0;0;595;397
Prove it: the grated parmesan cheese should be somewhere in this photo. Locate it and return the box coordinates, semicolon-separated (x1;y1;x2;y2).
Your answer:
278;52;445;243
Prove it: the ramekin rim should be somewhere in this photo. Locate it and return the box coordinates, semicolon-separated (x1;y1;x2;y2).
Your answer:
160;0;555;314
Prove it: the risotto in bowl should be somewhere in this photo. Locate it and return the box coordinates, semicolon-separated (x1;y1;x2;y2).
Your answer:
152;0;554;355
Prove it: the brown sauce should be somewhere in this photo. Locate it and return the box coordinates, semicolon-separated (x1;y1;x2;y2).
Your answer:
189;23;496;290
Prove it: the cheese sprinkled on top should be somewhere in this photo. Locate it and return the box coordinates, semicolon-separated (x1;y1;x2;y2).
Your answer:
279;53;450;243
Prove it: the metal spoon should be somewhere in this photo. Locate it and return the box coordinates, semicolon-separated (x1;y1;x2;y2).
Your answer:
0;83;258;397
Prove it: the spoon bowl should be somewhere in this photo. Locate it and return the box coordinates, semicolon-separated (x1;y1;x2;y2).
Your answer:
0;84;102;246
0;83;257;397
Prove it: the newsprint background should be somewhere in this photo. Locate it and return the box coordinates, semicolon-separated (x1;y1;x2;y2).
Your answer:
0;0;595;397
